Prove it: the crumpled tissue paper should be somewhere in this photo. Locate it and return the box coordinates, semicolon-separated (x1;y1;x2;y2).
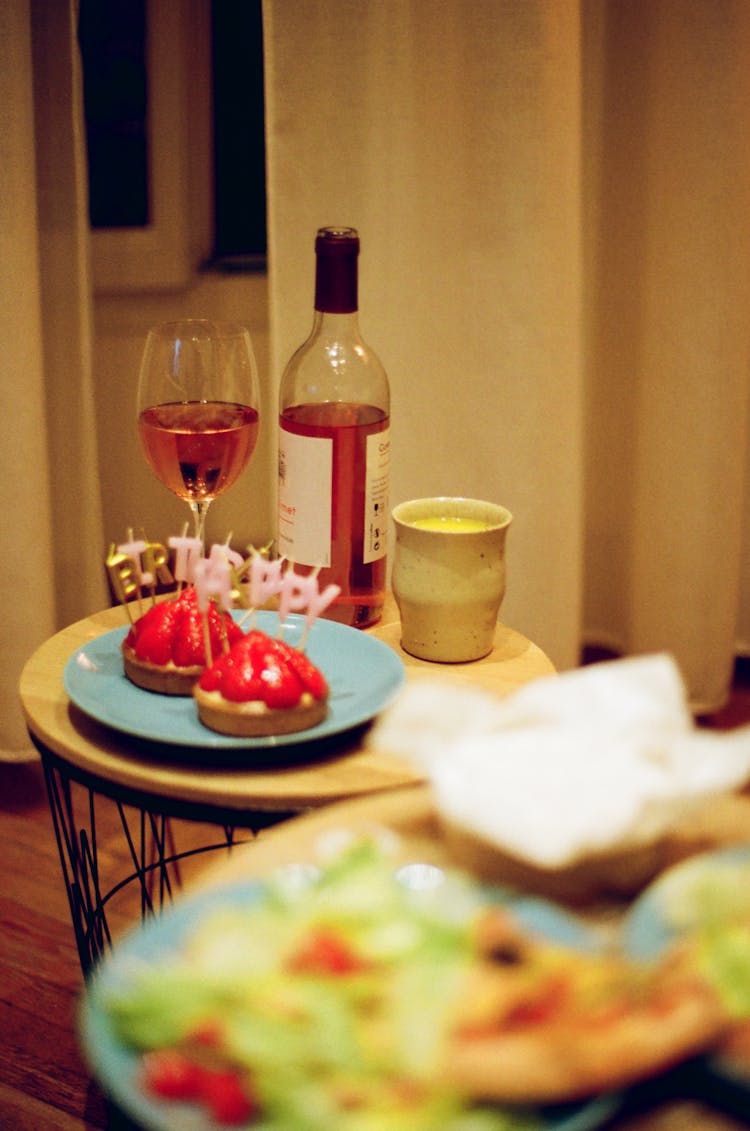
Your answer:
367;655;750;869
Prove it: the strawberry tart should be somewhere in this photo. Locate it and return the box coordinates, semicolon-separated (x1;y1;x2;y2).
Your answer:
194;629;329;736
122;587;245;696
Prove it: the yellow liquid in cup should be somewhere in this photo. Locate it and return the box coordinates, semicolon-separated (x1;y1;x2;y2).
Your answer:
410;516;493;532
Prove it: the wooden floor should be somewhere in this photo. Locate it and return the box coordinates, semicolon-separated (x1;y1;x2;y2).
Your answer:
0;758;229;1130
2;659;750;1131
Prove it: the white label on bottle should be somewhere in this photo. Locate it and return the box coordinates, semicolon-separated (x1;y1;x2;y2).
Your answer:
364;426;390;564
277;429;333;567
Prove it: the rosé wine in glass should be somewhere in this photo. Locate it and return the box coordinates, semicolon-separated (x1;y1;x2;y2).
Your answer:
138;401;259;502
137;320;260;544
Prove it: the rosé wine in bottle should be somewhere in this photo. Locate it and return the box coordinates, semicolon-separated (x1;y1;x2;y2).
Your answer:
278;228;390;628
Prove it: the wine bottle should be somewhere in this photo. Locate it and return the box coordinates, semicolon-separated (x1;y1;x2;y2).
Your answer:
277;227;390;628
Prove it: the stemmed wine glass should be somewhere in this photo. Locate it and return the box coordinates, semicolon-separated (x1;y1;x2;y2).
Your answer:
137;319;260;545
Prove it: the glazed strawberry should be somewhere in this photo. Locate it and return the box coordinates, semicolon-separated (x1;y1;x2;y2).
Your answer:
208;600;244;653
124;598;182;665
278;644;328;701
212;651;266;703
124;588;242;667
252;645;304;710
171;606;207;667
198;630;326;709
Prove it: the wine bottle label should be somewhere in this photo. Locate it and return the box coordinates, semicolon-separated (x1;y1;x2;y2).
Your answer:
277;423;390;569
278;429;333;566
363;426;389;564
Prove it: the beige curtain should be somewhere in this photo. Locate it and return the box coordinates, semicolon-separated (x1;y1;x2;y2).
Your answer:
2;0;747;757
263;0;750;713
1;0;106;760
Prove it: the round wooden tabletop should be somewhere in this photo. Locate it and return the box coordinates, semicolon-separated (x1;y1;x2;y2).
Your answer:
19;595;555;815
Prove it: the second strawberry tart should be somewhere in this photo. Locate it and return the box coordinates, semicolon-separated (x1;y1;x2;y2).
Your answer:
194;629;330;737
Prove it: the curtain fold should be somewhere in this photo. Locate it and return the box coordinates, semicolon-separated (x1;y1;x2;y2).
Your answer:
263;0;750;712
3;0;748;754
264;0;586;675
582;0;750;712
1;0;105;760
31;0;107;629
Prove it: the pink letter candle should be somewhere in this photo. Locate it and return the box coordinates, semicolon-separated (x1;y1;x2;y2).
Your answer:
191;547;235;613
168;535;203;584
278;565;341;630
249;554;284;608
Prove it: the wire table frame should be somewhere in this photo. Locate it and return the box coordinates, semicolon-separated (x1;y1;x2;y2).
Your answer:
36;742;294;976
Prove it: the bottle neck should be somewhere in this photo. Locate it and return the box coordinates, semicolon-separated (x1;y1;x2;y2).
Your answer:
314;227;359;314
311;309;361;340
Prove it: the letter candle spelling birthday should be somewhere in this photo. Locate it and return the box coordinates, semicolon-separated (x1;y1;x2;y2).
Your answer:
107;533;341;650
118;533;174;595
168;533;204;590
106;545;142;621
249;554;285;609
107;535;174;621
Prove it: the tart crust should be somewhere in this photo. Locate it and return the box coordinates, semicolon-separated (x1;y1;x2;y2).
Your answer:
193;685;328;737
123;646;203;696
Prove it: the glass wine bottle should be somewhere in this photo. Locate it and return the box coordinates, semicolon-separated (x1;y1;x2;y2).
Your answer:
278;227;390;628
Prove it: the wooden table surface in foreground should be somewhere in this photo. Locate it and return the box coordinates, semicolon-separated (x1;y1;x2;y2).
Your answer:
19;593;555;814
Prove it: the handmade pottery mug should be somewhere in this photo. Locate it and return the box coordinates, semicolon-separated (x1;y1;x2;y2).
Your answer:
391;497;512;663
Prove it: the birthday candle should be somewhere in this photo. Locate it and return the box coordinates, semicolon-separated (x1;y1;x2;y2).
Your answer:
214;540;245;572
168;535;203;584
117;537;151;586
142;541;173;587
192;549;235;613
249;553;284;608
106;545;141;621
278;567;318;623
304;582;341;627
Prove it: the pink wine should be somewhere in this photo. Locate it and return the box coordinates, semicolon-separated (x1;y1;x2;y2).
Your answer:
279;402;388;627
139;401;259;501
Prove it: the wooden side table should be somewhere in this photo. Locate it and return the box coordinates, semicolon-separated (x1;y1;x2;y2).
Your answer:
19;594;554;972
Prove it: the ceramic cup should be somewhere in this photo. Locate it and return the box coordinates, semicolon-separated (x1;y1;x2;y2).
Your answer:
391;497;512;663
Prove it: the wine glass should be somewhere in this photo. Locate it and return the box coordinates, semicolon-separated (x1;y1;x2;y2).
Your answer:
137;319;260;545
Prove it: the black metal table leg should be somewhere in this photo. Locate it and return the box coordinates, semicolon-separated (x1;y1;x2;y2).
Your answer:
38;748;291;976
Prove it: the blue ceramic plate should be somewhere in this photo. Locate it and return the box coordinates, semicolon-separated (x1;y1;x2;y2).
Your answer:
623;844;750;961
63;610;405;749
623;845;750;1108
80;879;621;1131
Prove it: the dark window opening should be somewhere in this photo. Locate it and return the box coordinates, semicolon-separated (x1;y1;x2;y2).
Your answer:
79;0;149;229
209;1;267;269
78;1;266;268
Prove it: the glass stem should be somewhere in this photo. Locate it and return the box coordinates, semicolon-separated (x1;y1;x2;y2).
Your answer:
189;500;211;548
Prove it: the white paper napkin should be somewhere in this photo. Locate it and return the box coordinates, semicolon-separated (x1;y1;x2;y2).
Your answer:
367;654;750;868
